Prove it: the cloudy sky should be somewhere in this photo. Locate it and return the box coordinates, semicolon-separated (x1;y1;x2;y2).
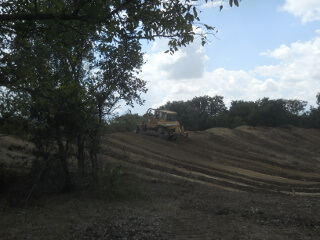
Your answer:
124;0;320;115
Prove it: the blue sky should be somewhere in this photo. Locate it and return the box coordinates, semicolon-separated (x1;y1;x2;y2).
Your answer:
204;0;319;70
122;0;320;115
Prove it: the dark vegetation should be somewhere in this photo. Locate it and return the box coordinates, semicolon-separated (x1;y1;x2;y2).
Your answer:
0;0;232;204
159;94;320;131
0;0;317;205
1;1;320;238
105;113;144;133
103;93;320;134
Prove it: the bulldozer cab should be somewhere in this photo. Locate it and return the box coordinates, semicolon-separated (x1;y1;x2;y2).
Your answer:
159;110;177;122
137;108;187;139
145;109;178;125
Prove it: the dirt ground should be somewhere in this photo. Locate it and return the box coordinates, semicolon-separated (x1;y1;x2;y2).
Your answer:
1;126;320;239
104;125;320;196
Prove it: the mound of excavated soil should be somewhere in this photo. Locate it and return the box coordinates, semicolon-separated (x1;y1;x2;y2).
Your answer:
2;126;320;195
103;126;320;196
1;127;320;239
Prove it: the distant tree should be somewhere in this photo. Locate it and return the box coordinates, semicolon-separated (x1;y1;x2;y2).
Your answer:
228;100;258;127
227;98;308;128
161;96;316;130
283;99;307;126
190;95;227;130
160;100;199;130
106;113;144;133
306;93;320;128
205;109;230;128
254;98;289;127
191;95;226;117
285;99;307;116
161;95;226;130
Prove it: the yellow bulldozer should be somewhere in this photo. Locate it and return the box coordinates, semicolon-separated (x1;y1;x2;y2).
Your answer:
135;108;188;139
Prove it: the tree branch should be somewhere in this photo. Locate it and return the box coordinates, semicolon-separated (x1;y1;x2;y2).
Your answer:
0;13;87;22
0;0;132;23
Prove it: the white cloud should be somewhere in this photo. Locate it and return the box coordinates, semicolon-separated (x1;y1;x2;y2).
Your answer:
281;0;320;23
201;1;230;10
201;1;223;9
159;46;207;80
255;37;320;82
131;34;320;114
142;38;208;82
254;36;320;103
266;44;293;60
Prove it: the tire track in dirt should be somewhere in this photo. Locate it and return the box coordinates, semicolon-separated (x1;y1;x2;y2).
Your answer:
205;128;320;174
114;131;319;181
102;127;320;196
232;126;320;170
104;136;320;190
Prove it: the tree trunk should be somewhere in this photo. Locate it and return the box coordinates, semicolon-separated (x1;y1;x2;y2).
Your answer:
89;126;101;181
55;128;71;192
89;133;99;175
77;136;85;176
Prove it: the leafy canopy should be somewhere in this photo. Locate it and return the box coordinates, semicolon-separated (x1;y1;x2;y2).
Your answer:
0;0;235;190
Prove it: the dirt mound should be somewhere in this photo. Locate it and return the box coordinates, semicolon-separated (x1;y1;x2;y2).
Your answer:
205;127;233;135
103;126;320;196
1;127;320;196
2;127;320;239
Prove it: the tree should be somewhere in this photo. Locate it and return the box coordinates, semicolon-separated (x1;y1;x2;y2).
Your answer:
190;95;227;130
160;100;200;130
254;98;289;127
0;0;217;55
228;100;258;127
227;98;308;128
106;113;144;133
0;17;100;189
285;99;307;116
0;0;224;191
306;93;320;129
161;95;227;130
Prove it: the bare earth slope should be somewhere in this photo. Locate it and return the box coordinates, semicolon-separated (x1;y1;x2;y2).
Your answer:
1;126;320;239
103;125;320;196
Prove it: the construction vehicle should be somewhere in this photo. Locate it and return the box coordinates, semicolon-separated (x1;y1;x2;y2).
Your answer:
135;108;188;139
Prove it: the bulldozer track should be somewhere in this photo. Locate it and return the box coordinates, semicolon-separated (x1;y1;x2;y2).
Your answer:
102;126;320;196
2;127;320;240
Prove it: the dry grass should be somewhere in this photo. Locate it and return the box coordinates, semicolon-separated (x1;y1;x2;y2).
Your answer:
0;192;112;240
0;170;143;240
0;134;34;173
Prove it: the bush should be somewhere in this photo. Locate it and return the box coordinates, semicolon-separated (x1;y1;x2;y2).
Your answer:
106;114;143;133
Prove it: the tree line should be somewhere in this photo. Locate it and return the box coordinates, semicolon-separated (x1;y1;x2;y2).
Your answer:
158;94;320;131
102;93;320;134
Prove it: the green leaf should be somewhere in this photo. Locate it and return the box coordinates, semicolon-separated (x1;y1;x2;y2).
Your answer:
204;24;214;30
193;6;198;19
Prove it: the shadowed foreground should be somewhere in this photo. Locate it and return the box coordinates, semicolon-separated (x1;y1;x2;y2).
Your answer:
1;126;320;239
